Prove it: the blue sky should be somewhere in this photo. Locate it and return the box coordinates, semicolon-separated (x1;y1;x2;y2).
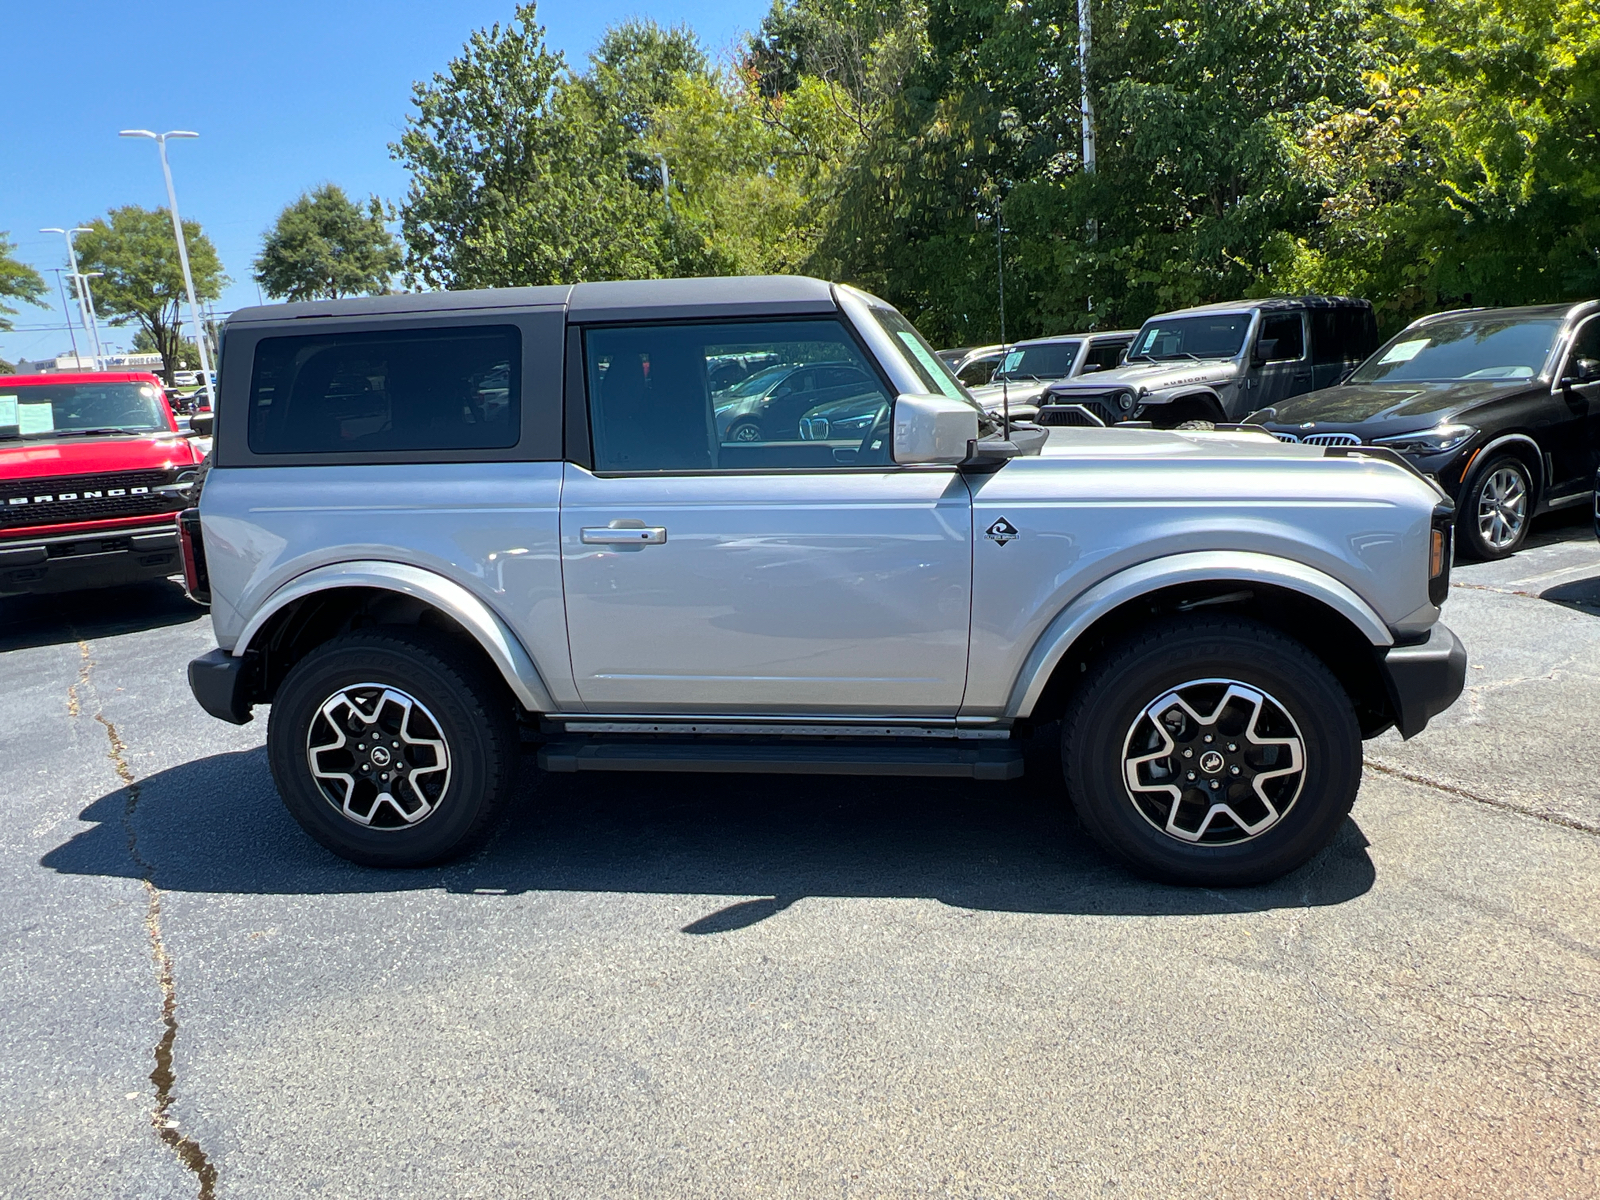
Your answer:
1;0;767;367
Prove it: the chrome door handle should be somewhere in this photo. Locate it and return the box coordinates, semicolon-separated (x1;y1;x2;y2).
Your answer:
580;526;667;545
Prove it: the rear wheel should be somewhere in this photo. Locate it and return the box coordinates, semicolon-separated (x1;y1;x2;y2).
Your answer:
728;419;763;443
1458;454;1532;560
267;627;517;867
1062;616;1360;886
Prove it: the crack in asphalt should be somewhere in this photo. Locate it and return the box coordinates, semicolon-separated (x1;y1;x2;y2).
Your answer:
65;639;90;718
1364;755;1600;837
95;710;219;1198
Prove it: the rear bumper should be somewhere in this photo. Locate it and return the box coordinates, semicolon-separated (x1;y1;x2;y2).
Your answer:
0;521;184;597
1378;622;1467;739
187;648;256;725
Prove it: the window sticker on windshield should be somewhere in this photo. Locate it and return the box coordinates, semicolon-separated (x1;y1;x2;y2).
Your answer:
1379;339;1428;364
18;402;54;435
0;396;16;429
896;332;964;401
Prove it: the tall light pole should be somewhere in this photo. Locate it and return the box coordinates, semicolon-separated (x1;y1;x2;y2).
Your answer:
41;226;103;368
48;268;81;363
654;153;672;221
119;130;213;403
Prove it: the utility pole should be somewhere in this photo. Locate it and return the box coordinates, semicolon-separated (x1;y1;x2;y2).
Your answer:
1079;0;1098;246
48;268;81;363
119;130;214;403
995;198;1010;432
655;153;672;221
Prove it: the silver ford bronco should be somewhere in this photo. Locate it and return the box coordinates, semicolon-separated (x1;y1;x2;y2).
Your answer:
182;276;1465;886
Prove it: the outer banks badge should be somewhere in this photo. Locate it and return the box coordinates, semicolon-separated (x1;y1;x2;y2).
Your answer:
985;517;1019;545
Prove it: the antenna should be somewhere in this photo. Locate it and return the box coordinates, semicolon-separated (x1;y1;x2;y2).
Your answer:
995;198;1009;434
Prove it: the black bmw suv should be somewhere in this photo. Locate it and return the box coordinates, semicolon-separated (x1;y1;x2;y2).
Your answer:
1249;301;1600;559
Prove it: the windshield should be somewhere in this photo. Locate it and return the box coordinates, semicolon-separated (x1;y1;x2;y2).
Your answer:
0;381;170;438
1350;317;1564;384
867;305;988;416
995;341;1081;381
1129;314;1251;361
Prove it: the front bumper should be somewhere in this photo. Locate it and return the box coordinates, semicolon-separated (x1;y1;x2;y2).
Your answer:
0;521;184;597
188;648;256;725
1378;622;1467;739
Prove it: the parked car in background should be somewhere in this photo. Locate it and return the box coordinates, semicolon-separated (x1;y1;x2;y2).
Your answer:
0;372;205;597
939;344;1006;388
1249;301;1600;559
714;360;884;443
1038;298;1378;429
966;330;1137;420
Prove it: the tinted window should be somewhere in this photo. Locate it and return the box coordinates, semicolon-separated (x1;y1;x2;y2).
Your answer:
585;319;894;472
1310;308;1376;364
1258;313;1305;361
1569;317;1600;363
247;325;519;455
956;354;999;386
1130;315;1250;360
1351;317;1563;384
0;380;169;439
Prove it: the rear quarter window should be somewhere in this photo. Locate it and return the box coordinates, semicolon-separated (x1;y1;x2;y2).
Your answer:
246;325;520;455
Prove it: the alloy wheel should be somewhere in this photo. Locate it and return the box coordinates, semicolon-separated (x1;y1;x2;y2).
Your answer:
305;683;452;828
1476;465;1528;551
1121;678;1306;845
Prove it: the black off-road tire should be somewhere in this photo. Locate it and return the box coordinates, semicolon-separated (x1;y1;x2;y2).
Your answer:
1062;616;1361;886
1174;419;1217;431
268;627;518;867
1456;453;1533;561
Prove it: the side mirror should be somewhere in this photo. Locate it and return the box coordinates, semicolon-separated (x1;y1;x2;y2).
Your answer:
1563;357;1600;386
1252;338;1278;365
892;393;979;465
188;412;214;436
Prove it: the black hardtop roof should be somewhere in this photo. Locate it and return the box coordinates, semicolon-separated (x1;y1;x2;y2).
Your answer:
1149;295;1373;321
225;275;840;326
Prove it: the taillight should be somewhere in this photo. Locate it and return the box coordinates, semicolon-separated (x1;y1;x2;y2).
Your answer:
178;508;210;605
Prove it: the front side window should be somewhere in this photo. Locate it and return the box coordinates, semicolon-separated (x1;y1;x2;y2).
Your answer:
1350;317;1563;384
1257;313;1306;362
996;341;1081;382
1129;314;1251;361
1082;340;1127;373
584;319;895;473
247;325;520;455
0;381;169;439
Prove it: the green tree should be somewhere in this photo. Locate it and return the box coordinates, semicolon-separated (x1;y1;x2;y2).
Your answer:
0;232;47;333
72;206;227;386
255;185;402;300
393;3;667;288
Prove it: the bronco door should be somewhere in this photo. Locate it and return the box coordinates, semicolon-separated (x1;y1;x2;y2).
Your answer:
559;316;973;715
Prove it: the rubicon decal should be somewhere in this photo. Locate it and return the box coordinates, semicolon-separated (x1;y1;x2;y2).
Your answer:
985;517;1019;545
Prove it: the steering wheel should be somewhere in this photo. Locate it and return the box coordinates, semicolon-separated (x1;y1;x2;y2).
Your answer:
856;402;893;463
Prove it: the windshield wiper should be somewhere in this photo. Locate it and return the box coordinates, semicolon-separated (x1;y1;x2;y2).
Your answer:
43;427;149;437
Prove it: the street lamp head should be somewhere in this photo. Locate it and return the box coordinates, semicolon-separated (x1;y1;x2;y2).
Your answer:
119;129;158;139
69;227;92;235
40;227;65;235
165;131;200;139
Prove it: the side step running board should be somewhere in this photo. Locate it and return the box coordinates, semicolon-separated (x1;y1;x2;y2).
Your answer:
538;740;1025;780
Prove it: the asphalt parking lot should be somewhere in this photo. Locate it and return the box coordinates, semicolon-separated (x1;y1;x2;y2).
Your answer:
3;512;1598;1199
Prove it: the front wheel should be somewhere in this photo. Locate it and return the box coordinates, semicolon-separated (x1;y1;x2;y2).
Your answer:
267;627;518;867
1458;454;1532;560
1063;616;1361;886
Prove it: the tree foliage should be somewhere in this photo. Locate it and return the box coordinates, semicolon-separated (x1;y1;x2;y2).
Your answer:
394;0;1600;338
0;232;47;333
255;185;402;301
73;207;226;385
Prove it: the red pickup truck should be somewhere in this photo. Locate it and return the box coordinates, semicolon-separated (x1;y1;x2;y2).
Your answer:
0;371;207;598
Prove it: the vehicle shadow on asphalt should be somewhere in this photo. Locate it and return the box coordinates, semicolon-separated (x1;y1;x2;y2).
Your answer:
41;741;1377;924
0;580;204;652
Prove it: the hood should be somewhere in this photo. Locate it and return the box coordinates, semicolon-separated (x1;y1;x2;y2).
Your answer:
969;379;1053;409
1036;423;1318;462
1264;380;1532;429
0;433;202;481
1046;358;1239;396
